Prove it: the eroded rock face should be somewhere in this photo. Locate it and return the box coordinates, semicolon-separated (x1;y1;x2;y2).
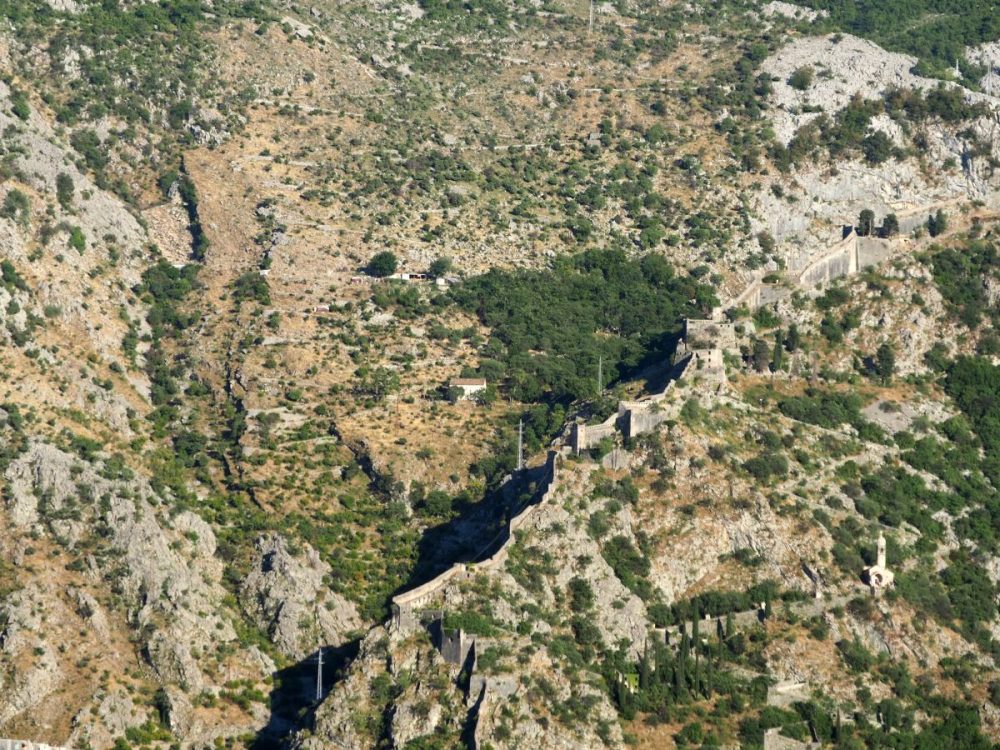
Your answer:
751;33;1000;258
70;689;145;750
0;585;63;725
240;532;362;659
4;441;236;694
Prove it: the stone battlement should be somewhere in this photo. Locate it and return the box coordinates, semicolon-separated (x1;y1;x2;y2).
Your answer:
391;450;561;629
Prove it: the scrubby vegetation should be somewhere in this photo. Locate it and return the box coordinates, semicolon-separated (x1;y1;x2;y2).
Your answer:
451;249;715;403
800;0;1000;75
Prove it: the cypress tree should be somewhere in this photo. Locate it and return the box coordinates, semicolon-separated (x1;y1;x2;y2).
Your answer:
704;650;713;697
654;642;670;687
773;330;785;370
678;631;689;697
694;647;701;696
639;641;651;690
786;323;801;352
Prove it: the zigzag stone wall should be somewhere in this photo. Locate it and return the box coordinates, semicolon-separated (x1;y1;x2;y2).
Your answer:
795;230;860;288
391;221;902;628
391;451;561;630
729;231;895;314
570;417;620;453
857;236;894;268
571;354;695;453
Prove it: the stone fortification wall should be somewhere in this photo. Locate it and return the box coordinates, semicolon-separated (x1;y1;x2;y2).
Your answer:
729;229;895;315
570;417;620;453
393;217;903;627
0;741;72;750
685;319;738;352
622;355;694;439
625;407;671;439
572;354;696;449
794;229;859;288
758;284;791;307
730;278;764;310
857;236;893;267
440;627;474;666
391;451;560;629
729;279;791;310
793;231;897;291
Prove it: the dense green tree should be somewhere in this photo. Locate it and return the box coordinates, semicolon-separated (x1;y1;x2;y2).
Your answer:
772;330;785;371
930;240;998;327
752;338;770;372
862;130;893;164
56;173;75;210
451;249;714;404
367;251;398;277
875;343;895;384
785;323;801;352
927;209;948;237
232;271;270;305
857;209;875;236
428;256;453;278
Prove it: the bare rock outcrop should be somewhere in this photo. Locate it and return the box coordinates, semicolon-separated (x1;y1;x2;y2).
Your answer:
4;441;237;693
70;689;146;750
0;585;63;725
754;34;1000;248
240;532;362;659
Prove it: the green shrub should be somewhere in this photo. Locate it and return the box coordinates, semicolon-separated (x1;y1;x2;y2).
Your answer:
10;88;29;120
1;189;30;224
232;271;270;305
56;173;74;210
367;251;398;278
69;226;86;253
788;66;813;91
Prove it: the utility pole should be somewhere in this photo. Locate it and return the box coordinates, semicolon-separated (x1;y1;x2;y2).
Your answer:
597;355;603;395
517;419;524;472
588;0;594;35
315;645;323;703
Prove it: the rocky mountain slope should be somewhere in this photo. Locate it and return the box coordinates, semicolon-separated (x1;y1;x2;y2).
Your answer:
1;0;1000;748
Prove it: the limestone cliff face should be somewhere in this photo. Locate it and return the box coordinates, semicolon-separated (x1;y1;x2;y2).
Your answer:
2;5;1000;746
6;444;235;661
753;33;1000;255
240;532;362;659
1;442;247;739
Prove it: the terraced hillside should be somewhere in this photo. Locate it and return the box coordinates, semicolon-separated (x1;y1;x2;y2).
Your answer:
1;0;1000;747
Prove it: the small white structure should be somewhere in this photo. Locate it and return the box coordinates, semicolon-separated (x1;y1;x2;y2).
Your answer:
450;378;487;400
0;740;73;750
865;532;894;595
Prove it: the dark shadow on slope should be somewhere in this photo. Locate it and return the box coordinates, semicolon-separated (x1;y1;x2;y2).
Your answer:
632;333;688;397
394;338;689;598
394;463;548;596
250;638;360;749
